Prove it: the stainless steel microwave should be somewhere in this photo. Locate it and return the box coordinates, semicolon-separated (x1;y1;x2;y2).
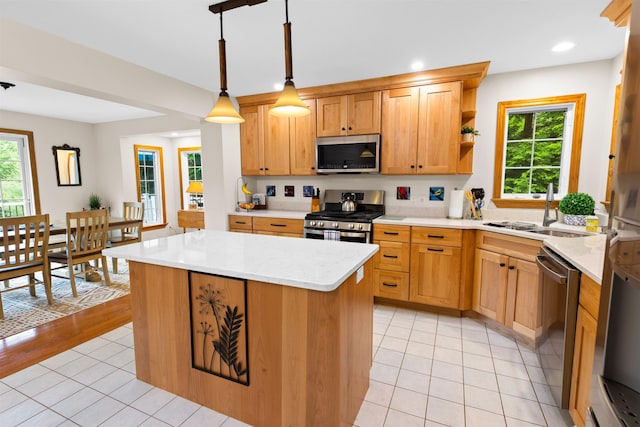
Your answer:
315;134;380;174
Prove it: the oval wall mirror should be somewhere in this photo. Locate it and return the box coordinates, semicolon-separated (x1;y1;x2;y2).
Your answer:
52;144;82;186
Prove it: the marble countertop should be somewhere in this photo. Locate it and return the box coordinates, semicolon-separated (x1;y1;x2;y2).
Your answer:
103;230;378;292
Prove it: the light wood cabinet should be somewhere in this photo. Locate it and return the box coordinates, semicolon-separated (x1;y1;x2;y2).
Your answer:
177;209;204;232
410;243;461;308
252;217;304;237
473;231;542;339
240;100;316;176
372;224;411;301
569;274;601;427
381;82;462;174
316;92;381;137
228;215;253;233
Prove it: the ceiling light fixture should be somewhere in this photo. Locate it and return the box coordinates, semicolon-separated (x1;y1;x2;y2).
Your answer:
269;0;310;117
552;41;575;53
205;0;268;124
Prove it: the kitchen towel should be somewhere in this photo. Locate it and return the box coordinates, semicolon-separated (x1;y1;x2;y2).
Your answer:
449;190;464;219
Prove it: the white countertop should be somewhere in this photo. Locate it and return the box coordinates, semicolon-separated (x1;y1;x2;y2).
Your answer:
103;230;378;292
230;210;307;219
374;215;607;284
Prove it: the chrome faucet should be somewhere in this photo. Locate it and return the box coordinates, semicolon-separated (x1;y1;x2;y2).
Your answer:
542;183;557;227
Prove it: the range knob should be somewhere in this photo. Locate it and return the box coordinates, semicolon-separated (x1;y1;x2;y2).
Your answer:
358;224;364;230
333;222;339;228
318;221;324;227
309;221;316;227
348;223;355;229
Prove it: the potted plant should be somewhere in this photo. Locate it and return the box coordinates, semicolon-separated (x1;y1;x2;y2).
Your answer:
89;193;102;210
461;126;479;142
559;192;595;226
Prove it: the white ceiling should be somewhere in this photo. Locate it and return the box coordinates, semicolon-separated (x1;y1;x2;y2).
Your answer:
0;0;627;124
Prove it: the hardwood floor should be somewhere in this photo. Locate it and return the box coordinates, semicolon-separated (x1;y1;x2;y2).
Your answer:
0;295;132;379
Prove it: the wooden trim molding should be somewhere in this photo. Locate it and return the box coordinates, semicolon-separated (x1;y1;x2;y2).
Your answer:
236;61;490;107
0;128;41;214
134;144;167;228
177;146;201;210
492;93;586;209
601;0;632;27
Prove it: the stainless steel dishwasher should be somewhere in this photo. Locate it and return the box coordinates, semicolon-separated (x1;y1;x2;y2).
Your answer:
535;245;581;409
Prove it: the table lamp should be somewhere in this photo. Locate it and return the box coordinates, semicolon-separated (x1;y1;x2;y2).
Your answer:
186;181;204;209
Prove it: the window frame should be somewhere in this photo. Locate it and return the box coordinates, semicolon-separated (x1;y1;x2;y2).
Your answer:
492;94;586;209
134;144;167;230
177;146;202;210
0;128;41;217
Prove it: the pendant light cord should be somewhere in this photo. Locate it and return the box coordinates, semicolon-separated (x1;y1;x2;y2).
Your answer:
285;0;289;23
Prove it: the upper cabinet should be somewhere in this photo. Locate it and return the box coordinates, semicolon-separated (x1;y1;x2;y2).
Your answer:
240;100;316;176
316;92;381;137
381;82;461;174
237;61;489;176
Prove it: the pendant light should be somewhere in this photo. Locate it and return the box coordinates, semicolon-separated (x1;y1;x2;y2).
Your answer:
205;9;244;123
269;0;310;117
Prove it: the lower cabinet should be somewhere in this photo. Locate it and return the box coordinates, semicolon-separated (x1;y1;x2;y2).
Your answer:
227;215;303;238
228;215;253;233
569;274;601;427
473;231;541;340
410;236;461;308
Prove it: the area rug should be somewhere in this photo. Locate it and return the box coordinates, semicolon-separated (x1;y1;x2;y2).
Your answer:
0;260;130;339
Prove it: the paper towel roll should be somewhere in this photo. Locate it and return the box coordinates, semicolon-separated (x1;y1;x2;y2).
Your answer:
449;190;464;219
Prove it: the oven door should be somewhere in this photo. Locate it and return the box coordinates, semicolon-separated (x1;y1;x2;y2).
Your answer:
304;228;370;243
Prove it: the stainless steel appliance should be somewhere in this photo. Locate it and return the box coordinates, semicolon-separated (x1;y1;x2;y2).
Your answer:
589;2;640;425
315;134;381;174
304;189;384;243
535;246;581;408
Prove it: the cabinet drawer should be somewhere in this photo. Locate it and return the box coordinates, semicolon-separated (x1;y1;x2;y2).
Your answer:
253;217;303;234
375;241;410;272
411;227;461;247
373;269;409;301
228;215;253;231
373;224;410;243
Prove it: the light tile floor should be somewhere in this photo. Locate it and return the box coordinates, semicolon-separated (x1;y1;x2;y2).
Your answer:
0;305;574;426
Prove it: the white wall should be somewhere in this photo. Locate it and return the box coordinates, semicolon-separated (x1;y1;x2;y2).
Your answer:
0;110;97;219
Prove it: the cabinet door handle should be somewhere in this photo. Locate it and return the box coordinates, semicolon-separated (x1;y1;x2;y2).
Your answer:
508;265;515;270
341;127;346;131
500;263;506;267
383;254;398;259
427;234;444;239
410;165;415;169
418;165;423;169
427;248;444;252
270;223;287;227
609;154;615;159
311;166;315;170
383;231;399;235
382;282;398;288
235;221;246;225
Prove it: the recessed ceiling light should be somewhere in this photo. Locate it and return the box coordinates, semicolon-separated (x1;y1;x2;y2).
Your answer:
274;82;284;91
552;42;575;53
411;61;424;71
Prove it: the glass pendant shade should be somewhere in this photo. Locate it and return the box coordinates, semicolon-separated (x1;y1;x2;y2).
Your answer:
205;92;245;123
270;81;309;117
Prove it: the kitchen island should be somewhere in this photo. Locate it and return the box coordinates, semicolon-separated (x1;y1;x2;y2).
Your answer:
103;230;378;427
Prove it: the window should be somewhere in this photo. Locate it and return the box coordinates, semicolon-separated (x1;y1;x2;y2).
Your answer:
177;147;202;209
0;129;40;217
134;145;166;229
492;94;586;208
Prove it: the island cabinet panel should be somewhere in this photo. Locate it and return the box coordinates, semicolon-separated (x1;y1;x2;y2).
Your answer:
129;259;373;427
317;92;381;137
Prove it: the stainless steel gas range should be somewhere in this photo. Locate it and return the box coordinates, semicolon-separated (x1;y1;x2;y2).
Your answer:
303;189;384;243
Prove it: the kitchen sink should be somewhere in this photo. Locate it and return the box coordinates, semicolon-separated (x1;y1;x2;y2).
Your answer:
484;221;590;238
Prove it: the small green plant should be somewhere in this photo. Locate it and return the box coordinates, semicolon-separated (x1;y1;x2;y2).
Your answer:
559;192;595;215
89;193;102;210
461;126;480;135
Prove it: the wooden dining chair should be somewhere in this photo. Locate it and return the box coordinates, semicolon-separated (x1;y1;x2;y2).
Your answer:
49;209;111;297
109;201;144;273
0;214;52;319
